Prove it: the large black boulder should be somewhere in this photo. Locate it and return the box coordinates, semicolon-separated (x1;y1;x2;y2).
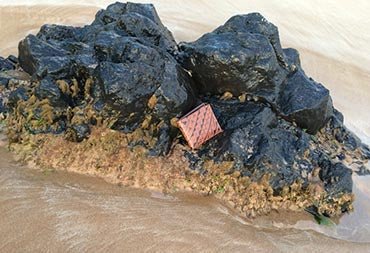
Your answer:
179;13;290;101
179;32;285;100
179;13;333;134
18;35;71;78
94;61;158;131
93;41;196;132
91;2;177;53
277;69;333;134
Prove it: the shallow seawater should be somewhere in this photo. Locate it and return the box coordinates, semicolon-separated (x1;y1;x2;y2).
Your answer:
1;2;370;252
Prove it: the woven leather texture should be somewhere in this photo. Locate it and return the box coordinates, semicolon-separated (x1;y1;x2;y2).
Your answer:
178;103;223;149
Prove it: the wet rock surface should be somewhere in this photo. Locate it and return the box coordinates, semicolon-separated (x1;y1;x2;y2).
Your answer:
277;69;333;134
1;2;369;217
179;13;291;100
179;13;333;134
186;96;357;204
11;2;196;155
190;99;312;187
0;56;17;72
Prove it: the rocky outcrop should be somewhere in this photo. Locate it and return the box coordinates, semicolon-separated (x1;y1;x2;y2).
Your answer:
186;97;353;200
92;37;196;134
1;2;369;217
13;2;196;154
179;13;333;134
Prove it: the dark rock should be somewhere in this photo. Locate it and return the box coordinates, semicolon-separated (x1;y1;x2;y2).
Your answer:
92;2;177;53
0;70;31;89
7;87;29;108
342;132;361;151
46;39;94;56
318;154;353;194
329;113;361;151
356;165;370;176
93;35;196;129
36;24;79;42
277;69;333;134
179;13;290;102
93;31;122;61
0;78;8;89
179;32;286;100
0;96;6;114
283;48;301;69
0;71;29;116
213;13;287;67
113;13;178;52
196;98;311;192
7;55;18;65
18;34;70;77
0;56;17;71
148;122;172;156
34;56;72;79
0;71;12;88
149;57;197;121
34;77;67;107
360;144;370;160
66;123;91;142
94;61;158;131
71;53;99;77
179;13;333;134
333;108;344;124
94;51;195;133
105;1;163;25
8;87;29;108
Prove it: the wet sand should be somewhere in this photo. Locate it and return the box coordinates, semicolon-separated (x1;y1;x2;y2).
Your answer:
1;2;370;252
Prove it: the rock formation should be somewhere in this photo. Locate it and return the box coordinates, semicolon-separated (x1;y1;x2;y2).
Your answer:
0;2;369;217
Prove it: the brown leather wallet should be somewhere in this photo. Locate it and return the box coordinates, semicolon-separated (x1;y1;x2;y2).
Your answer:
178;103;223;149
